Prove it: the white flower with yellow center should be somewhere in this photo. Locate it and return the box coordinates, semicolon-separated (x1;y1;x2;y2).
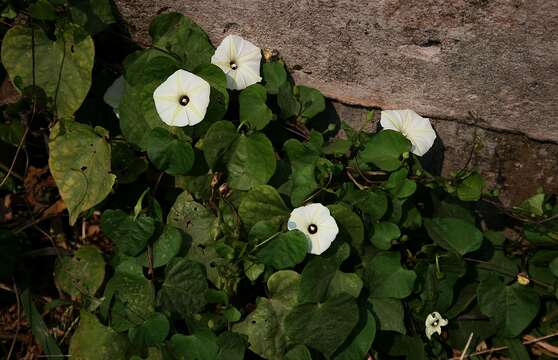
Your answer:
287;203;339;255
153;69;210;127
211;34;262;90
425;312;448;340
380;109;437;156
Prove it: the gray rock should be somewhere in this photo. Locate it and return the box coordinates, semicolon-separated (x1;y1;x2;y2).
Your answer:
114;0;558;203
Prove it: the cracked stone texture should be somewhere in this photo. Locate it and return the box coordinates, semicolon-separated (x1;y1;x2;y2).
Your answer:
114;0;558;203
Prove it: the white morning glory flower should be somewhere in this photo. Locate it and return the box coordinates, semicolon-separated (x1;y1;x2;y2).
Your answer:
287;203;339;255
425;312;448;340
153;69;211;127
103;76;125;118
211;34;262;90
380;109;437;156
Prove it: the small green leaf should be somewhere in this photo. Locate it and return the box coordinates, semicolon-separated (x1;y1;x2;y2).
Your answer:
327;204;365;252
111;138;148;184
297;85;325;119
226;133;276;190
277;81;300;119
371;222;400;250
158;257;208;317
223;306;242;322
2;24;94;117
138;225;184;268
0;120;25;146
239;84;273;130
101;210;155;256
457;171;484;202
22;290;63;356
359;130;411;171
149;12;214;71
517;193;546;217
201;120;238;169
385;168;416;199
262;61;287;94
424;217;483;255
146;127;194;175
365;252;416;299
169;330;218;360
477;274;540;338
285;345;312;360
327;271;363;299
285;295;359;357
49;121;115;225
69;311;127;360
322;139;352;156
29;0;57;21
69;0;116;34
54;245;105;297
256;230;309;269
284;138;320;206
239;185;290;231
128;312;170;347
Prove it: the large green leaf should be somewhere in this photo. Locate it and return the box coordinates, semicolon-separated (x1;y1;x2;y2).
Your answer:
226;133;276;190
285;295;359;357
239;185;290;231
233;271;300;360
359;130;411;171
101;210;155;256
216;332;247;360
49;121;115;225
239;84;273;130
333;310;376;360
158;257;208;317
284;138;320;206
365;252;416;299
69;311;127;360
54;245;105;297
456;171;484;202
256;230;309;269
149;12;214;71
277;81;300;119
424;217;483;255
1;24;94;117
146;127;194;175
369;298;406;334
477;274;540;338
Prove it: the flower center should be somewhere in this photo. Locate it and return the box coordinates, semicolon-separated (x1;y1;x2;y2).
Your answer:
307;224;318;234
230;61;238;70
432;320;439;327
179;95;190;106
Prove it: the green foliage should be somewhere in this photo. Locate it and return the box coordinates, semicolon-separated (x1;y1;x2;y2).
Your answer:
2;24;94;117
49;121;115;225
2;8;558;360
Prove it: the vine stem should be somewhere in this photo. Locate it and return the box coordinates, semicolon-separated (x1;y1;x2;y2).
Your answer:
463;257;552;288
451;331;558;359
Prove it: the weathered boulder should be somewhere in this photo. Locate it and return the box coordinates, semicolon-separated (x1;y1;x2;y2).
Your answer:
114;0;558;204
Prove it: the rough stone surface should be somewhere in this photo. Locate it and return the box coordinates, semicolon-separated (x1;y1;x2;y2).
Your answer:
114;0;558;204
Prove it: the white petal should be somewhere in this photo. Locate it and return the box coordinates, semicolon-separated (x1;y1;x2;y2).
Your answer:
380;109;436;156
288;203;338;255
439;318;449;327
153;69;210;127
212;34;261;90
425;326;435;340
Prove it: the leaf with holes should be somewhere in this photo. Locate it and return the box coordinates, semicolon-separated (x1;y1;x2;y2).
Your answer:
54;245;105;297
49;120;115;225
